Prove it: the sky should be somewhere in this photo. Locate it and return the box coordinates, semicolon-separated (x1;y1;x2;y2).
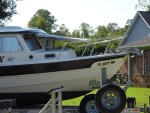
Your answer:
7;0;143;32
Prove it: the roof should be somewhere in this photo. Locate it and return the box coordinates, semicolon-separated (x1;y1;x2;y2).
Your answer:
0;26;89;42
119;11;150;49
119;37;150;49
0;26;46;34
126;11;150;36
139;11;150;27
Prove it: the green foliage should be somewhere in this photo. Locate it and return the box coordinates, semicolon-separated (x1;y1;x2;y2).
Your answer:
0;0;21;24
55;40;91;56
95;25;108;37
79;22;94;38
28;16;47;30
72;29;81;38
53;24;70;36
54;39;117;57
26;8;129;55
77;22;128;39
107;23;120;36
28;9;57;33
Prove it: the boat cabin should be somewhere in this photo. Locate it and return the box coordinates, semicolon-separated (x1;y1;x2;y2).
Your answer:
0;26;90;65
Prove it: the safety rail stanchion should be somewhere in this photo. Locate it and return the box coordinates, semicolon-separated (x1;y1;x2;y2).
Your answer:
39;86;64;113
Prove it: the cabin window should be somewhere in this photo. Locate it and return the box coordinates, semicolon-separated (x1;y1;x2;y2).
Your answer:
38;37;55;49
24;35;42;51
0;36;22;52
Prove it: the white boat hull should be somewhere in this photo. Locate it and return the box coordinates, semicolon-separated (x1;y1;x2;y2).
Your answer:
0;57;124;93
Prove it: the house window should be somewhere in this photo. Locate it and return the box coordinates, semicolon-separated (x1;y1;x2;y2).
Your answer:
0;36;23;52
144;50;150;74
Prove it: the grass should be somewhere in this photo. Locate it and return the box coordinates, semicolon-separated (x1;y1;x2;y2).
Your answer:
62;87;150;107
126;87;150;106
62;89;98;106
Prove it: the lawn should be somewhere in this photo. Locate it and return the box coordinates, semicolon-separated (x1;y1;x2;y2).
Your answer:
126;87;150;106
62;87;150;107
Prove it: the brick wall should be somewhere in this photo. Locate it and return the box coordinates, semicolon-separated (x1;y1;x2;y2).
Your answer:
121;55;142;75
120;50;150;87
121;50;150;75
132;75;150;87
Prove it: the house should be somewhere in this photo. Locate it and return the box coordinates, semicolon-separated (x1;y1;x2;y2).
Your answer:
119;11;150;86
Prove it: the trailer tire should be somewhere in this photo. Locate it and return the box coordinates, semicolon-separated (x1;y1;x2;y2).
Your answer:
95;84;126;113
79;94;100;113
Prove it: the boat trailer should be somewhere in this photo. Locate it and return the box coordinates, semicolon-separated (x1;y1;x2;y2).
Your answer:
0;80;140;113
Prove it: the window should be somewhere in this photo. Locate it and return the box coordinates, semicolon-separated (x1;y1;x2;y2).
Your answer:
144;50;150;74
24;35;42;51
0;36;22;52
38;37;55;49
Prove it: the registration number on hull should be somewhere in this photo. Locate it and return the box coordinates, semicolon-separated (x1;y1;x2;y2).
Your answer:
98;60;115;66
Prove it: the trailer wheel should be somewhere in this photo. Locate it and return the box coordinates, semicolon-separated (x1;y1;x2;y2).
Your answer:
95;84;126;113
80;94;100;113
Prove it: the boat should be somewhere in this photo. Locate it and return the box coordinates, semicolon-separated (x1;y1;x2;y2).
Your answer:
0;26;127;105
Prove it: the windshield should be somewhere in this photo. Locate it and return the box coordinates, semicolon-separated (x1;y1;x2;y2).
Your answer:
23;34;42;51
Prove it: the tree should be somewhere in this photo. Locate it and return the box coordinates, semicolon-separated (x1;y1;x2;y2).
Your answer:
95;25;108;38
28;9;57;33
0;0;21;24
107;23;119;36
135;0;150;11
72;29;81;38
28;16;47;30
124;19;132;30
79;23;93;38
53;24;70;36
117;27;126;36
126;19;132;26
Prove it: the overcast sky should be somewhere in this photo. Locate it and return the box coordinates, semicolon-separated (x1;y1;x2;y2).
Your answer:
7;0;143;32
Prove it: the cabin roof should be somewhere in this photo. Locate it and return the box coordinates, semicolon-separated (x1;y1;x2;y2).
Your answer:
0;26;46;34
0;26;89;42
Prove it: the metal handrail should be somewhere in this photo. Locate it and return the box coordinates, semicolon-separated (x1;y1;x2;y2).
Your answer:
57;37;123;59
